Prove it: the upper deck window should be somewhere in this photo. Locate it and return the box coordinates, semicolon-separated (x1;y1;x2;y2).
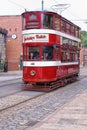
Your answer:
61;20;66;32
26;13;40;29
75;27;80;38
43;14;53;29
71;26;75;36
66;23;71;34
55;16;60;31
29;14;37;20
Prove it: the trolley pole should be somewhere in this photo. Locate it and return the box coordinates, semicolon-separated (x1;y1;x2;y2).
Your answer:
42;0;44;11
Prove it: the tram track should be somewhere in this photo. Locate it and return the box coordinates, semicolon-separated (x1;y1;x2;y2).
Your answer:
0;91;45;114
0;74;86;114
0;78;45;112
0;78;44;113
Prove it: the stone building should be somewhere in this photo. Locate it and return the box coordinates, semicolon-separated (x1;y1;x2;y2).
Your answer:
0;28;7;71
0;28;7;60
0;15;22;71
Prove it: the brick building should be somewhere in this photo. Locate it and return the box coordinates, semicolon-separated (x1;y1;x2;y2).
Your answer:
0;15;22;71
80;47;87;66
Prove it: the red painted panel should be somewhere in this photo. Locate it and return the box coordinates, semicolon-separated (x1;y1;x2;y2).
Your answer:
23;64;79;83
23;66;57;82
49;34;60;44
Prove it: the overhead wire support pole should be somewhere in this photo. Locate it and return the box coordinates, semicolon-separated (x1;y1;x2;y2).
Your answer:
41;0;44;28
42;0;44;11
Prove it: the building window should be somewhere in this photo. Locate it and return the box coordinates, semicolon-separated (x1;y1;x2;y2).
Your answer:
15;28;17;31
9;28;11;31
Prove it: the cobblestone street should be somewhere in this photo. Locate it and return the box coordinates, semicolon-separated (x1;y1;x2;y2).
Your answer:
0;67;87;130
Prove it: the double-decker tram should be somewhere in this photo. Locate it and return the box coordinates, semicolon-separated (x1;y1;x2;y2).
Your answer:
22;10;81;91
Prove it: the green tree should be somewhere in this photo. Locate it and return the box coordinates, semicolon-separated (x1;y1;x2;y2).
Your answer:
81;31;87;48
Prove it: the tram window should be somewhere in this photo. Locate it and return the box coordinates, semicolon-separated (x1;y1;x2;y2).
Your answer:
61;20;66;32
75;53;78;61
43;14;53;29
29;14;37;20
62;50;71;62
55;16;60;31
71;26;75;36
42;46;53;60
61;51;66;62
66;50;70;62
66;23;70;34
55;47;60;60
72;53;75;61
76;29;79;38
28;46;40;60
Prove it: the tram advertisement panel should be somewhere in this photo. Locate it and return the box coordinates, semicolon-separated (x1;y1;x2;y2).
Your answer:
23;34;49;43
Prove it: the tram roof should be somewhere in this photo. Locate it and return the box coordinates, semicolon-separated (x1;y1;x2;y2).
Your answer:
22;10;81;29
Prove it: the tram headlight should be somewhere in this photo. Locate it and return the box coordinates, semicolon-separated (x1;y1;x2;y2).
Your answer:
30;70;36;76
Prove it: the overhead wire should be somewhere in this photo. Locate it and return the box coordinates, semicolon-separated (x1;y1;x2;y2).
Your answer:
8;0;27;11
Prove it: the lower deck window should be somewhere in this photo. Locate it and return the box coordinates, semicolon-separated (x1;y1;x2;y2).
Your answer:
42;46;53;60
61;48;79;62
28;46;40;60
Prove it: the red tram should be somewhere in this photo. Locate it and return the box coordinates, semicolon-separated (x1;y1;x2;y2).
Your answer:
22;11;81;91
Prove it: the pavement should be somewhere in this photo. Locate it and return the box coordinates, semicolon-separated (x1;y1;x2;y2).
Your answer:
0;70;22;82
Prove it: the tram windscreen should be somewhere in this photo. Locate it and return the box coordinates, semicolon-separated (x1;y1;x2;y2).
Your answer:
28;46;40;60
28;46;53;61
42;46;53;60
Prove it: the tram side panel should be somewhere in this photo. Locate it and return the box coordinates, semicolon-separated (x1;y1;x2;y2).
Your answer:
56;64;79;79
23;61;79;84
